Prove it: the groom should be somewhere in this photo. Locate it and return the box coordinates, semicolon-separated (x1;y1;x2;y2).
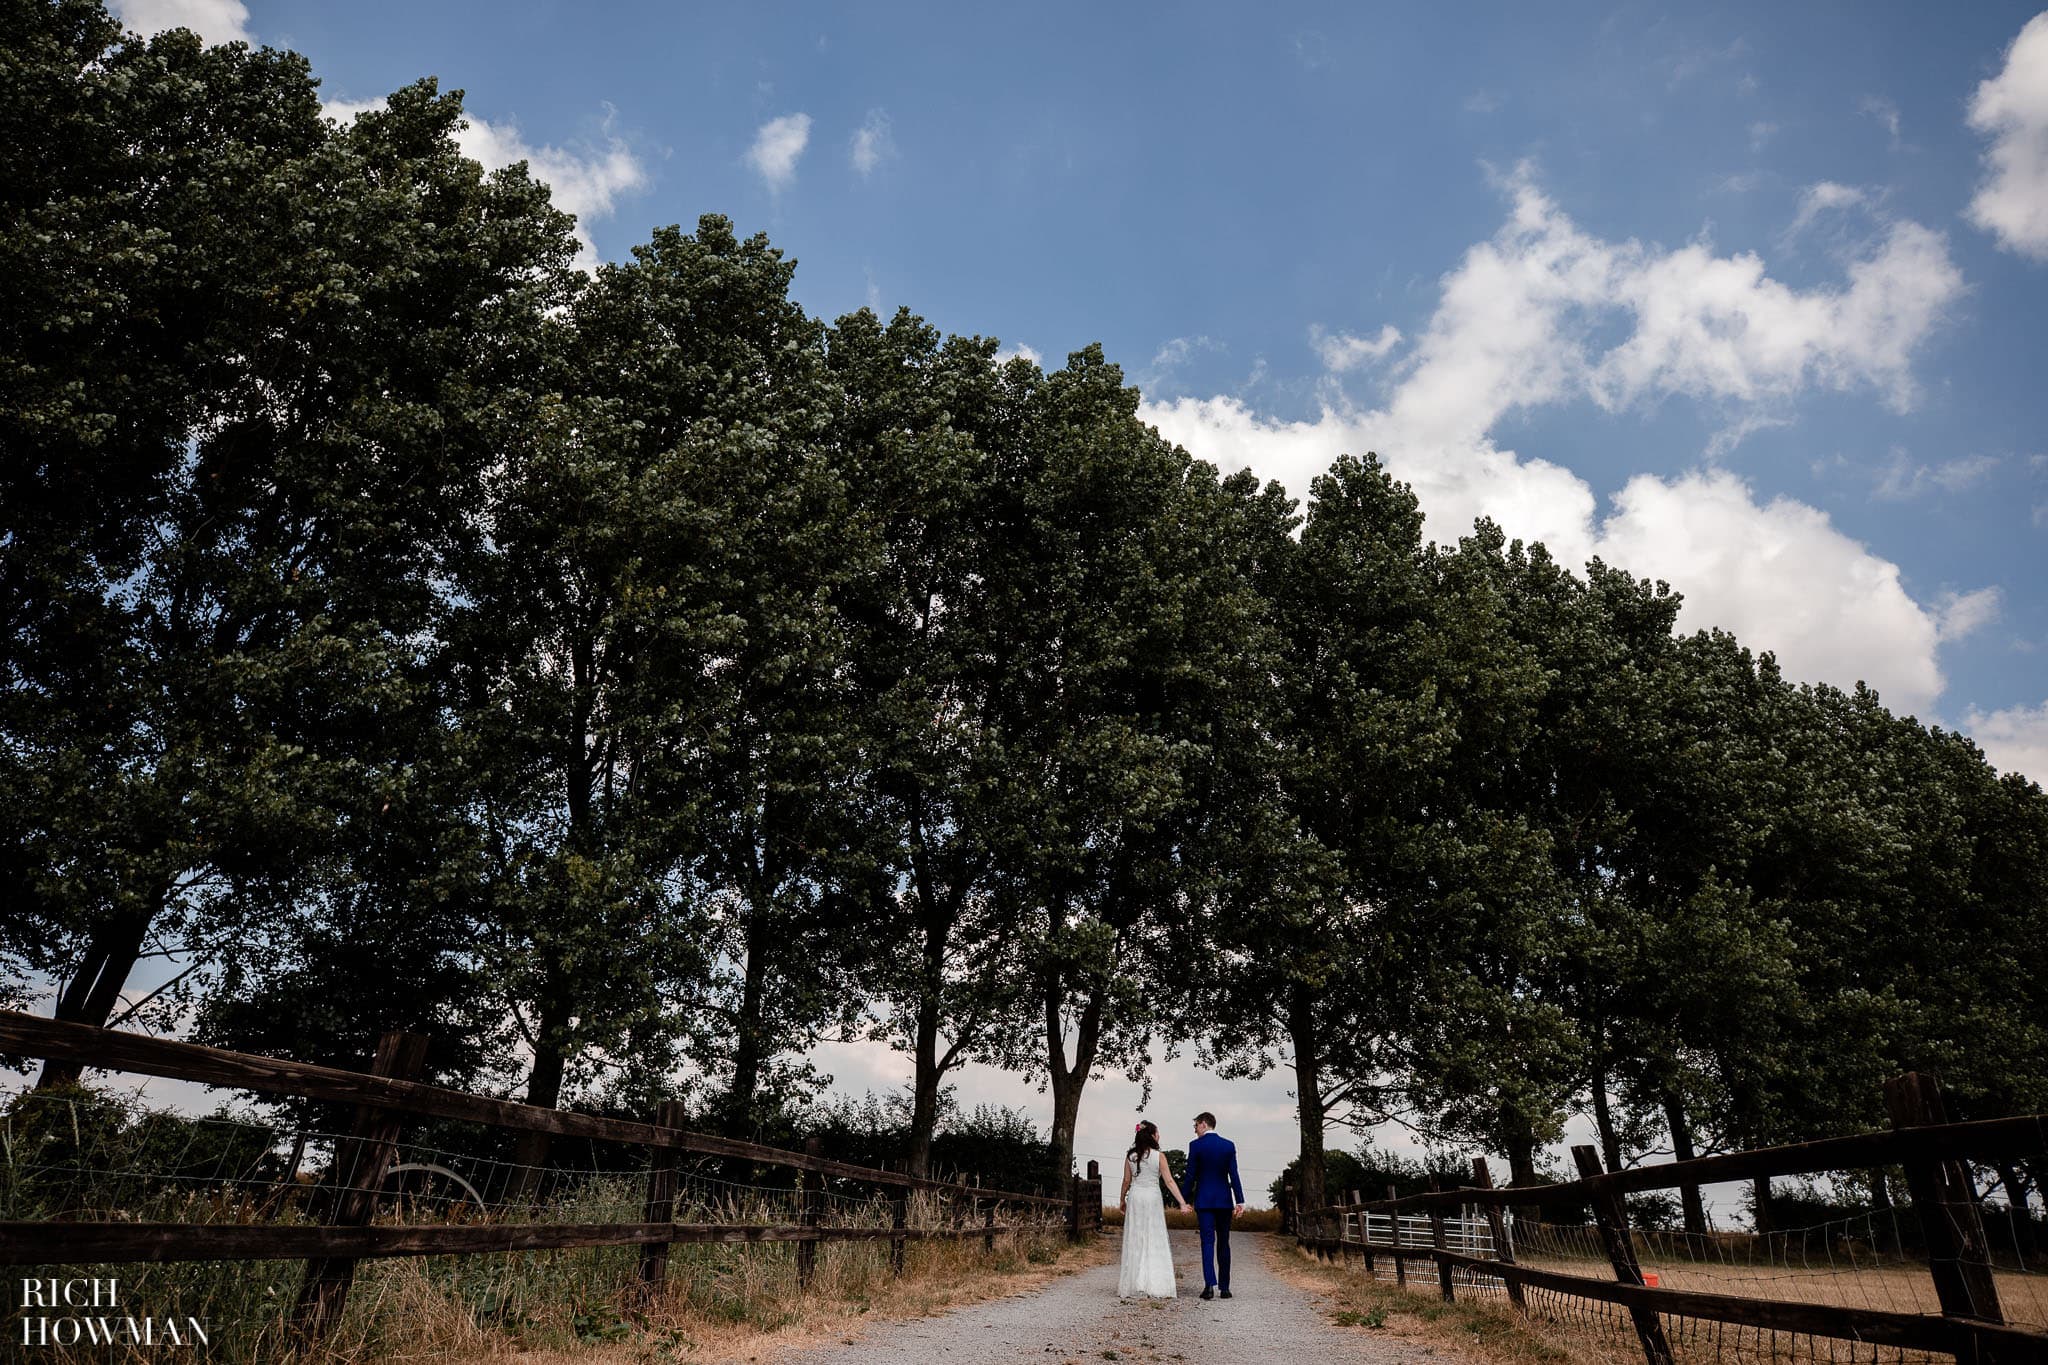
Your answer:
1183;1111;1246;1300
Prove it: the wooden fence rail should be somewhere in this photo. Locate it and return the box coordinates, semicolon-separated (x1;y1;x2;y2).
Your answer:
0;1009;1093;1350
1286;1074;2047;1365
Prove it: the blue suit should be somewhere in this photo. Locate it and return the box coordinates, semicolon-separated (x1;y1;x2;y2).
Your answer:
1183;1131;1245;1290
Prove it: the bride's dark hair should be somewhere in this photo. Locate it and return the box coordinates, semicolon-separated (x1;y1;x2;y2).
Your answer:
1127;1120;1160;1162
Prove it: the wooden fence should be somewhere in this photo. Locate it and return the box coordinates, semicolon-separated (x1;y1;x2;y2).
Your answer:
0;1009;1099;1349
1283;1074;2047;1365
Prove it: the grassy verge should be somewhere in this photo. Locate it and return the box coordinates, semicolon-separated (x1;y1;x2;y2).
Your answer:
427;1228;1113;1365
1264;1239;1594;1365
5;1086;1103;1363
5;1213;1098;1363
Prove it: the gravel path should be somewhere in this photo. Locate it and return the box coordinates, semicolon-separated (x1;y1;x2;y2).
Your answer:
776;1230;1443;1365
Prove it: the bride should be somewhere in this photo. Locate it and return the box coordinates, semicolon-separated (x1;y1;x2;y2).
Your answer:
1117;1119;1189;1298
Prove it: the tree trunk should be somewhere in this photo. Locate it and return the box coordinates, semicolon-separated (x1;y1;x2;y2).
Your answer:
1870;1166;1895;1253
1289;983;1327;1215
1994;1162;2035;1256
1663;1091;1707;1240
724;908;773;1135
1589;1059;1622;1172
907;995;943;1180
1043;975;1103;1188
1506;1108;1543;1225
507;995;572;1202
903;880;957;1180
36;909;154;1089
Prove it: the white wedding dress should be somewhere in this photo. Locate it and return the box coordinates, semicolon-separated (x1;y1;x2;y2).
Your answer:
1117;1149;1178;1299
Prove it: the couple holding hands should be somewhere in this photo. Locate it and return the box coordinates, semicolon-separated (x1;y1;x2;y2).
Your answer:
1115;1112;1246;1301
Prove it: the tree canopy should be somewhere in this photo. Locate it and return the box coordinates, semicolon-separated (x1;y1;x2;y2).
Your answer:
5;0;2044;1226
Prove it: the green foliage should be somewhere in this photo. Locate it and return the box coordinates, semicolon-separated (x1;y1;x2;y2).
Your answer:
1264;1145;1478;1209
799;1093;1057;1196
0;1085;285;1222
5;4;2046;1249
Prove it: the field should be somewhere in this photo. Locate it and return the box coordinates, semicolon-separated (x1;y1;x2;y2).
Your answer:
1506;1222;2048;1333
1288;1225;2048;1365
1099;1205;1284;1233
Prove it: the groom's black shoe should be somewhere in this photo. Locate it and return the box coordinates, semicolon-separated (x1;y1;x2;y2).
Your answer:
1199;1287;1215;1301
1220;1289;1233;1299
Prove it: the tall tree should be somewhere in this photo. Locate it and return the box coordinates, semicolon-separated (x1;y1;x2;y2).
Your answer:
827;308;1036;1176
4;13;577;1083
1202;468;1557;1213
447;217;839;1159
981;348;1265;1182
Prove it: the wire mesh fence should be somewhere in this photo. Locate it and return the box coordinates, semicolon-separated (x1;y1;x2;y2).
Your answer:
1;1080;1075;1363
1302;1162;2039;1365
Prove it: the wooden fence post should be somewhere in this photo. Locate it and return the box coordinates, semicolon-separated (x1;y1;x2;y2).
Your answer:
982;1179;997;1255
1068;1163;1086;1243
1884;1073;2006;1326
636;1100;688;1298
291;1030;429;1348
1343;1187;1360;1266
1389;1184;1407;1288
889;1162;909;1275
795;1135;824;1289
1428;1176;1455;1302
1357;1192;1376;1278
1473;1158;1526;1312
1573;1144;1675;1365
1086;1159;1103;1234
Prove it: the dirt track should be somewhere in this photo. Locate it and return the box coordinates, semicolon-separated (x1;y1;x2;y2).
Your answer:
776;1228;1450;1365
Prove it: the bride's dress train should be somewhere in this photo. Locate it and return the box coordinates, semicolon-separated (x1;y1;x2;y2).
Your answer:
1118;1150;1178;1298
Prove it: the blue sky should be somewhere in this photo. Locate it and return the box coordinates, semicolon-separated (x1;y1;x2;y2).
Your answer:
109;0;2048;1193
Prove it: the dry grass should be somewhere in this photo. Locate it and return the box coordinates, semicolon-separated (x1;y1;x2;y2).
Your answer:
1510;1242;2048;1333
1100;1206;1283;1233
375;1227;1113;1365
1282;1235;2048;1365
1267;1239;1580;1365
3;1222;1098;1363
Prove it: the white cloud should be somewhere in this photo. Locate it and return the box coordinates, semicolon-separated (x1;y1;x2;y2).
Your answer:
1665;38;1746;90
325;100;647;272
1377;168;1960;447
1749;121;1779;152
996;342;1043;366
1145;392;1604;575
1599;471;1946;707
1862;95;1903;146
1310;323;1402;373
1872;450;2000;501
748;113;812;192
1967;11;2048;260
851;109;895;176
1583;219;1958;418
1141;169;1971;715
108;0;249;44
1788;181;1867;236
1935;586;2003;641
1964;700;2048;783
1152;335;1222;371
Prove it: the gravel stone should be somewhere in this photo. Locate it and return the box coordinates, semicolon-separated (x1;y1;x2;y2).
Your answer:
777;1229;1443;1364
